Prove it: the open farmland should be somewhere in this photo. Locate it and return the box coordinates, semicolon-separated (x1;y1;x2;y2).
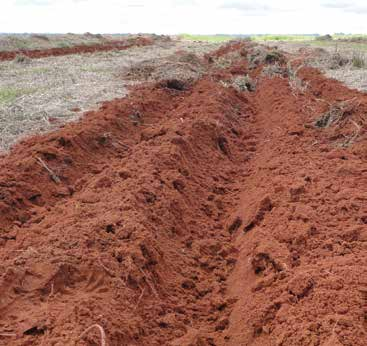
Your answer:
262;37;367;92
0;34;366;346
0;35;219;151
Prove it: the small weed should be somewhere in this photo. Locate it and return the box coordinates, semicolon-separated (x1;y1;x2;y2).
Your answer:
352;52;365;68
14;54;31;64
0;87;35;104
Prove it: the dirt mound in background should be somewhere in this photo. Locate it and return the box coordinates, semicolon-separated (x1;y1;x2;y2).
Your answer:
0;36;153;61
0;41;366;346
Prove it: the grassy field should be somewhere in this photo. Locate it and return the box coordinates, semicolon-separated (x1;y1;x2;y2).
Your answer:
307;40;367;51
180;33;367;43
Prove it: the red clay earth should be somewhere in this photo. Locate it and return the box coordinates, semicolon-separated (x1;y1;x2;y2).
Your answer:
0;42;366;346
0;36;153;61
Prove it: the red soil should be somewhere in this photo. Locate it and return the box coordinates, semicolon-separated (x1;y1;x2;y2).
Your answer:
0;37;153;61
0;43;366;345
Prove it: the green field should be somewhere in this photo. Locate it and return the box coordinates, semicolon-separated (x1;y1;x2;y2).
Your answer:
179;33;367;43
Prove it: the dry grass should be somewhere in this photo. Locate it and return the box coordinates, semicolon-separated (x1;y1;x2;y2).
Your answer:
261;63;287;78
0;33;122;52
313;98;364;147
0;40;218;152
262;41;367;92
352;52;366;68
287;60;308;94
124;52;206;84
314;100;357;128
221;75;256;92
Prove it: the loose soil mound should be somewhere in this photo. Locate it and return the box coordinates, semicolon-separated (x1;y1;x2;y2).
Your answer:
0;37;153;62
0;41;366;346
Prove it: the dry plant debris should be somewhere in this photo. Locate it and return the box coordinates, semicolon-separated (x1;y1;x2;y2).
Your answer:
0;39;218;152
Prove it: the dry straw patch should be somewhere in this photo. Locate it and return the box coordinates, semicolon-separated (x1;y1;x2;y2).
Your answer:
0;40;218;152
313;98;365;147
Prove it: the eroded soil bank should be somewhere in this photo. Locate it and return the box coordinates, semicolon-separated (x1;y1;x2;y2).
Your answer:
0;42;366;345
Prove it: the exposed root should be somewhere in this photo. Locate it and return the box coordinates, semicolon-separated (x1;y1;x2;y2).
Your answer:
0;333;17;337
340;119;361;147
41;282;54;346
77;324;106;346
36;157;61;184
98;257;116;278
134;287;146;311
139;267;159;298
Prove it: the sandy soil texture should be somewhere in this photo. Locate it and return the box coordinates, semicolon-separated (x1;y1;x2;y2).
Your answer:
0;41;366;346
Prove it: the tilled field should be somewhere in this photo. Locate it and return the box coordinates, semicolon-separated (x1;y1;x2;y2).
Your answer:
0;41;366;346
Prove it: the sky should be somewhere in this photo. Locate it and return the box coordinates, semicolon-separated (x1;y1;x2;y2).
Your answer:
1;0;366;34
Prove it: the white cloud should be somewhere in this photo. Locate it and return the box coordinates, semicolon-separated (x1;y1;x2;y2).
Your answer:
0;0;366;34
321;0;367;13
15;0;55;5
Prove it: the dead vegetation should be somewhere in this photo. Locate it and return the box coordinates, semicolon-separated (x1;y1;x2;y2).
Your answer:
351;52;366;68
313;98;365;147
221;75;256;92
261;63;287;78
248;46;285;69
123;51;206;85
286;60;309;94
316;50;366;70
261;41;367;92
211;51;243;69
0;40;218;152
0;33;120;52
316;34;333;42
314;100;358;129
